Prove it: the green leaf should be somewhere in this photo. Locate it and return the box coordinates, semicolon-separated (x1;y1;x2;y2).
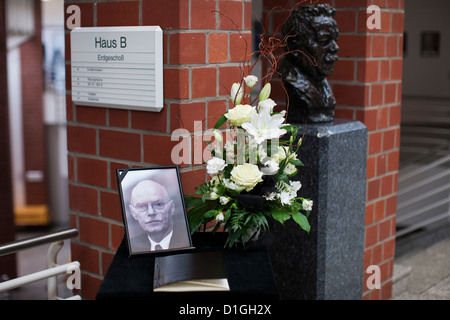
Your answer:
255;213;269;231
204;209;218;219
186;201;217;234
289;158;304;167
211;221;223;233
224;208;232;221
223;164;232;179
280;124;296;131
271;209;290;224
291;211;311;233
214;114;228;129
184;196;203;209
290;200;302;212
277;173;290;184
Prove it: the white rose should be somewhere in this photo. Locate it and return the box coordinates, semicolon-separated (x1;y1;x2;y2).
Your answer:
206;157;226;176
244;75;258;88
225;104;254;127
230;163;263;191
302;199;313;211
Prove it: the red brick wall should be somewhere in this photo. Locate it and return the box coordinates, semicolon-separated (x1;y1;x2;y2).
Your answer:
263;0;404;300
65;0;403;300
64;0;253;299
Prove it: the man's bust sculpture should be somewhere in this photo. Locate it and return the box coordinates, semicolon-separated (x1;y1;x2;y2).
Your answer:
278;4;339;123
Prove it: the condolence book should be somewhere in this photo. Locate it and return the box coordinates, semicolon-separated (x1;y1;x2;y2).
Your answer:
153;251;230;292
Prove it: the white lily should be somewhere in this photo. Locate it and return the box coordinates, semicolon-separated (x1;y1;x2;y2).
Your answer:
230;83;243;105
258;98;277;113
259;83;271;101
213;129;223;144
241;106;287;144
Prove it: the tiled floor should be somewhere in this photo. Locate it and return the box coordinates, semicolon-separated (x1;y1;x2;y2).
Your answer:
1;228;73;300
393;230;450;300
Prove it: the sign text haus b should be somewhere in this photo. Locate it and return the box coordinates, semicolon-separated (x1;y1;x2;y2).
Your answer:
70;26;163;112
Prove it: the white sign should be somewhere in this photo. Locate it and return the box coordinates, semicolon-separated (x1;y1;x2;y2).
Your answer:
70;26;163;112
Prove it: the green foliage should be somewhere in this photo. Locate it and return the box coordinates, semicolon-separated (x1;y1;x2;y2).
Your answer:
214;114;227;129
184;77;312;248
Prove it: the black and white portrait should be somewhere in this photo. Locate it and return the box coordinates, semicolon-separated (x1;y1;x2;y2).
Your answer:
117;166;193;255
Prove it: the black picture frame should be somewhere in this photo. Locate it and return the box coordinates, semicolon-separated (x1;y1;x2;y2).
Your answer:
116;166;194;256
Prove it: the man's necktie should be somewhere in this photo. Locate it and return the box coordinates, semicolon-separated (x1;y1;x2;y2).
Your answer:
155;244;163;250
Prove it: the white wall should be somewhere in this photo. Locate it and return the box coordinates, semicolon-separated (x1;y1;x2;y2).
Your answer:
402;0;450;98
41;0;64;26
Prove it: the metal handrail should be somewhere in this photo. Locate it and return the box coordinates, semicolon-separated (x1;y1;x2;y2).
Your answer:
397;183;450;211
0;228;78;256
396;98;450;238
398;168;450;197
0;227;80;300
0;262;80;292
397;197;450;225
398;154;450;184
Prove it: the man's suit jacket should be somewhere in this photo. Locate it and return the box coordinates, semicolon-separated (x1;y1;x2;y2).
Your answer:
129;220;191;253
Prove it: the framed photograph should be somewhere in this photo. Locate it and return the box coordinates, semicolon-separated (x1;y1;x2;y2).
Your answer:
117;166;194;255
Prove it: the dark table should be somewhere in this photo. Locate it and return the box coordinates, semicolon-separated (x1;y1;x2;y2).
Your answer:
96;232;279;300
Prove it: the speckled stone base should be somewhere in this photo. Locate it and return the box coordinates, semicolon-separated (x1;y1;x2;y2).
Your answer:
264;119;367;300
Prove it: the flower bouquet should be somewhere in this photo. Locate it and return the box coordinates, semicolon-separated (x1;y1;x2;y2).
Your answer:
184;75;313;248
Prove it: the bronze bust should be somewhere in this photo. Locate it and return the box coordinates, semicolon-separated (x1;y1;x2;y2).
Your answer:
278;4;339;123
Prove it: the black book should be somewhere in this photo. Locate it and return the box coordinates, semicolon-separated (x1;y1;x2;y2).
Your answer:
153;251;230;292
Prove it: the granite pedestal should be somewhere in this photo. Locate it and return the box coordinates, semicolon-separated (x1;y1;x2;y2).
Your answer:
264;119;367;299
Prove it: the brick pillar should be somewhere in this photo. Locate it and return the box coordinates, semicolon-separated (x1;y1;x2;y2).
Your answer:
64;0;253;299
263;0;404;300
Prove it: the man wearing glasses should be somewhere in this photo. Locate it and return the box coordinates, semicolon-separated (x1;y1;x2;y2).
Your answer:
128;179;189;252
278;4;339;124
